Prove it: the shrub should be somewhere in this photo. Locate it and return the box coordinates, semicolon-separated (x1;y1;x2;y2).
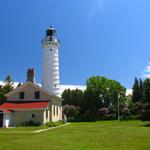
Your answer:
140;110;150;121
45;121;55;127
121;107;131;120
20;121;40;126
98;107;110;120
45;121;64;127
63;105;80;122
54;121;64;126
140;103;150;121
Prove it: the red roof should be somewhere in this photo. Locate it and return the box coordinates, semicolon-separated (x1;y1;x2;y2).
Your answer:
0;101;49;110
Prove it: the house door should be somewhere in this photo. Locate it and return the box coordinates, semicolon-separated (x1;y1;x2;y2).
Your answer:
0;112;3;127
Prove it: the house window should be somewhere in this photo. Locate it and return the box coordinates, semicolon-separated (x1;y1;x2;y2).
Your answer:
46;109;48;118
53;106;55;116
32;114;35;118
19;92;24;99
57;107;58;116
34;91;40;99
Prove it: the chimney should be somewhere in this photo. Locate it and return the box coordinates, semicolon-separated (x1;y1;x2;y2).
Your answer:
27;68;35;83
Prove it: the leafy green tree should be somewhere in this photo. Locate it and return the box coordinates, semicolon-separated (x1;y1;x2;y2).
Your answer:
62;76;126;121
81;76;126;121
62;89;84;107
62;89;72;105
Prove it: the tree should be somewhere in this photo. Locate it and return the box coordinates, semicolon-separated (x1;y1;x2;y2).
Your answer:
62;89;72;105
143;78;150;103
0;75;14;104
17;83;22;87
81;76;126;121
2;75;14;94
62;76;126;121
0;85;4;99
139;79;144;101
138;78;150;120
130;78;150;120
4;75;13;85
62;88;84;107
132;78;143;103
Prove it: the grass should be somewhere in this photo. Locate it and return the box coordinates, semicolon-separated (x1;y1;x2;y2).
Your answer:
0;126;46;132
0;120;150;150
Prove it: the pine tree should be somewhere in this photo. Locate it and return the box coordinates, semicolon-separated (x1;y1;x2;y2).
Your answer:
2;75;14;95
143;78;150;103
0;75;14;104
132;78;141;103
139;78;144;101
17;83;22;87
4;75;13;85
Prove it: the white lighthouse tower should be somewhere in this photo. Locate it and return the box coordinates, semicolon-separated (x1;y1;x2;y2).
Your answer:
41;26;60;96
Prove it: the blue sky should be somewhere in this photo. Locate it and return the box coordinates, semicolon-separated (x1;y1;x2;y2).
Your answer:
0;0;150;88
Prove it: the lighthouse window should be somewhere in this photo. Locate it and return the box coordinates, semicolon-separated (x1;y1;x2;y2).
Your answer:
50;37;52;41
54;85;57;87
50;49;52;51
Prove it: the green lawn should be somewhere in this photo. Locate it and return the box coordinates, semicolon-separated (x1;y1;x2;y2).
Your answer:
0;126;46;132
0;121;150;150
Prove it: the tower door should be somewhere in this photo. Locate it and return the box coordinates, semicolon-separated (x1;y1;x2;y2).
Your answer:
0;112;3;127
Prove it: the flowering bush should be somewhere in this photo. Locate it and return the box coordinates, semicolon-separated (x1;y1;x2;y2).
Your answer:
121;107;131;120
98;107;110;120
63;105;80;122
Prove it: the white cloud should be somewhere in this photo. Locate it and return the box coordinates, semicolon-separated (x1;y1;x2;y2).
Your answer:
142;60;150;79
126;89;132;96
143;74;150;78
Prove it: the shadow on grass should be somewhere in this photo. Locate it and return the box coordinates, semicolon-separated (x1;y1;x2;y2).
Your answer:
141;123;150;127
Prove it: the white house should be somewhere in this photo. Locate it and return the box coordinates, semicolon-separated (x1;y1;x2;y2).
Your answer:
0;81;62;127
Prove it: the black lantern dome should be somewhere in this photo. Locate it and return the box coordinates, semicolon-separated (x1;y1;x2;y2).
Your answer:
46;26;56;36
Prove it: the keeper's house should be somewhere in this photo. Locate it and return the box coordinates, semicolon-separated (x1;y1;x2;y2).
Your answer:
0;81;62;128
